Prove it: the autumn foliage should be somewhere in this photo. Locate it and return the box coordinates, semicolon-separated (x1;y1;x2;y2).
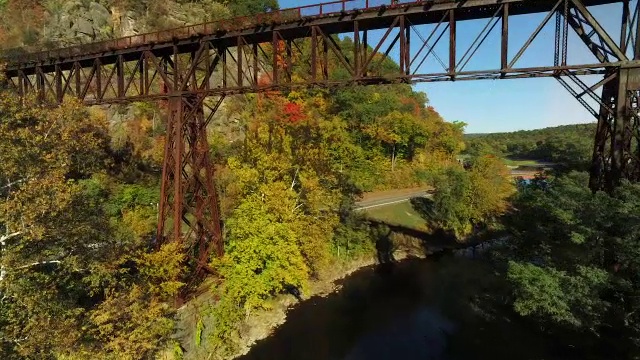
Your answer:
280;101;305;124
0;2;494;359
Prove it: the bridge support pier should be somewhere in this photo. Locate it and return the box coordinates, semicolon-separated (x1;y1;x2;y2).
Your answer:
157;93;223;290
590;66;640;192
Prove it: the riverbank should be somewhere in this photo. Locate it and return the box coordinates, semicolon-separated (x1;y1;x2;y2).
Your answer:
238;253;565;360
162;244;426;360
162;220;506;360
230;250;425;359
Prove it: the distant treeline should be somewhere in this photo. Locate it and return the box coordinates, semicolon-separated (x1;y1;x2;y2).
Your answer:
465;123;596;169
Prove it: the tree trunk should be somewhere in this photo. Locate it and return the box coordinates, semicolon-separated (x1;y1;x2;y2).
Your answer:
0;232;22;282
391;144;396;172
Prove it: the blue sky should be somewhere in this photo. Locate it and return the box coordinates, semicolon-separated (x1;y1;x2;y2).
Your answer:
277;0;628;133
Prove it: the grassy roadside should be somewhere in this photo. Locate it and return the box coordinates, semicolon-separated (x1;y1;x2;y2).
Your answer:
502;158;544;167
363;200;428;232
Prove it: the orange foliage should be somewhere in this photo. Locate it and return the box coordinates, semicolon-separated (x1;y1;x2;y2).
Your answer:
426;106;442;119
400;96;423;118
280;102;305;124
274;40;288;69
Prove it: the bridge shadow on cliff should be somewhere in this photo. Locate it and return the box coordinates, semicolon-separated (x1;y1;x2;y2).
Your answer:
366;196;460;264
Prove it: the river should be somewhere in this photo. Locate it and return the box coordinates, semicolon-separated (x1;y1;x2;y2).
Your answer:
238;255;581;360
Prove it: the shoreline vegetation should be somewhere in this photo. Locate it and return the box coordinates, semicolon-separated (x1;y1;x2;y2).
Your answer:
167;236;469;360
166;200;506;360
170;252;400;360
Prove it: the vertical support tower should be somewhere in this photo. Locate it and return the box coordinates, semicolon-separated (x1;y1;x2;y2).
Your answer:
589;0;640;192
590;67;640;192
157;94;223;284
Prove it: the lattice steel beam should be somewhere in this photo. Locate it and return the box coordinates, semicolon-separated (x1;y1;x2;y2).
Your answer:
2;0;630;105
158;94;225;291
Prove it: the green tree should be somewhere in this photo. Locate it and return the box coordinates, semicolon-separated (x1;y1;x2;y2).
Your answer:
429;155;514;238
464;123;596;171
210;183;310;355
0;95;108;357
87;241;184;359
500;172;640;357
0;93;183;359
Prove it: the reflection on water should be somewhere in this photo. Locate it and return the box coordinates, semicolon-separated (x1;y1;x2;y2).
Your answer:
239;256;559;360
239;259;437;360
344;307;455;360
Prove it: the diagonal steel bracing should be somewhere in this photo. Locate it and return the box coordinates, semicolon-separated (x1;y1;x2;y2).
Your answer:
1;0;639;290
157;94;225;291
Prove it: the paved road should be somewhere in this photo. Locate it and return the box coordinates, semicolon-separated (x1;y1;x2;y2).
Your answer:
354;167;528;211
355;189;432;211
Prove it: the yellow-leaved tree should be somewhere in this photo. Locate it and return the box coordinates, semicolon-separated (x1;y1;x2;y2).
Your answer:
208;92;348;356
0;92;184;360
0;94;109;357
428;155;515;238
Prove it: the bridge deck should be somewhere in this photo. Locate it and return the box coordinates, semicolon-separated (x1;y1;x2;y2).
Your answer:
2;0;620;76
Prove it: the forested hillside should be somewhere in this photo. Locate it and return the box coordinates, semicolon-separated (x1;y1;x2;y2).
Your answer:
3;1;640;360
0;1;512;359
465;123;596;169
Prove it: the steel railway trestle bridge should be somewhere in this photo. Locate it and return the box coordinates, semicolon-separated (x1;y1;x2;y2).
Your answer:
2;0;639;284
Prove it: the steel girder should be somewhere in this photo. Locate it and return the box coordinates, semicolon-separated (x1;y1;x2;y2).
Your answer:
2;0;631;106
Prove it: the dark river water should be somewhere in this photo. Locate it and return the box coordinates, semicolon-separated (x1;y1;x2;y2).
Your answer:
238;255;573;360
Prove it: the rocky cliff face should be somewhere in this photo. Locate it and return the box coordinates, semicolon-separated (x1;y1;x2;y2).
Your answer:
109;5;136;37
1;0;232;49
43;1;112;46
0;0;252;158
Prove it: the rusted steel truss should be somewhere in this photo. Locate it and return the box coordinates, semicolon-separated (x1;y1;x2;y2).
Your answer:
3;0;628;104
158;94;225;287
1;0;638;281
